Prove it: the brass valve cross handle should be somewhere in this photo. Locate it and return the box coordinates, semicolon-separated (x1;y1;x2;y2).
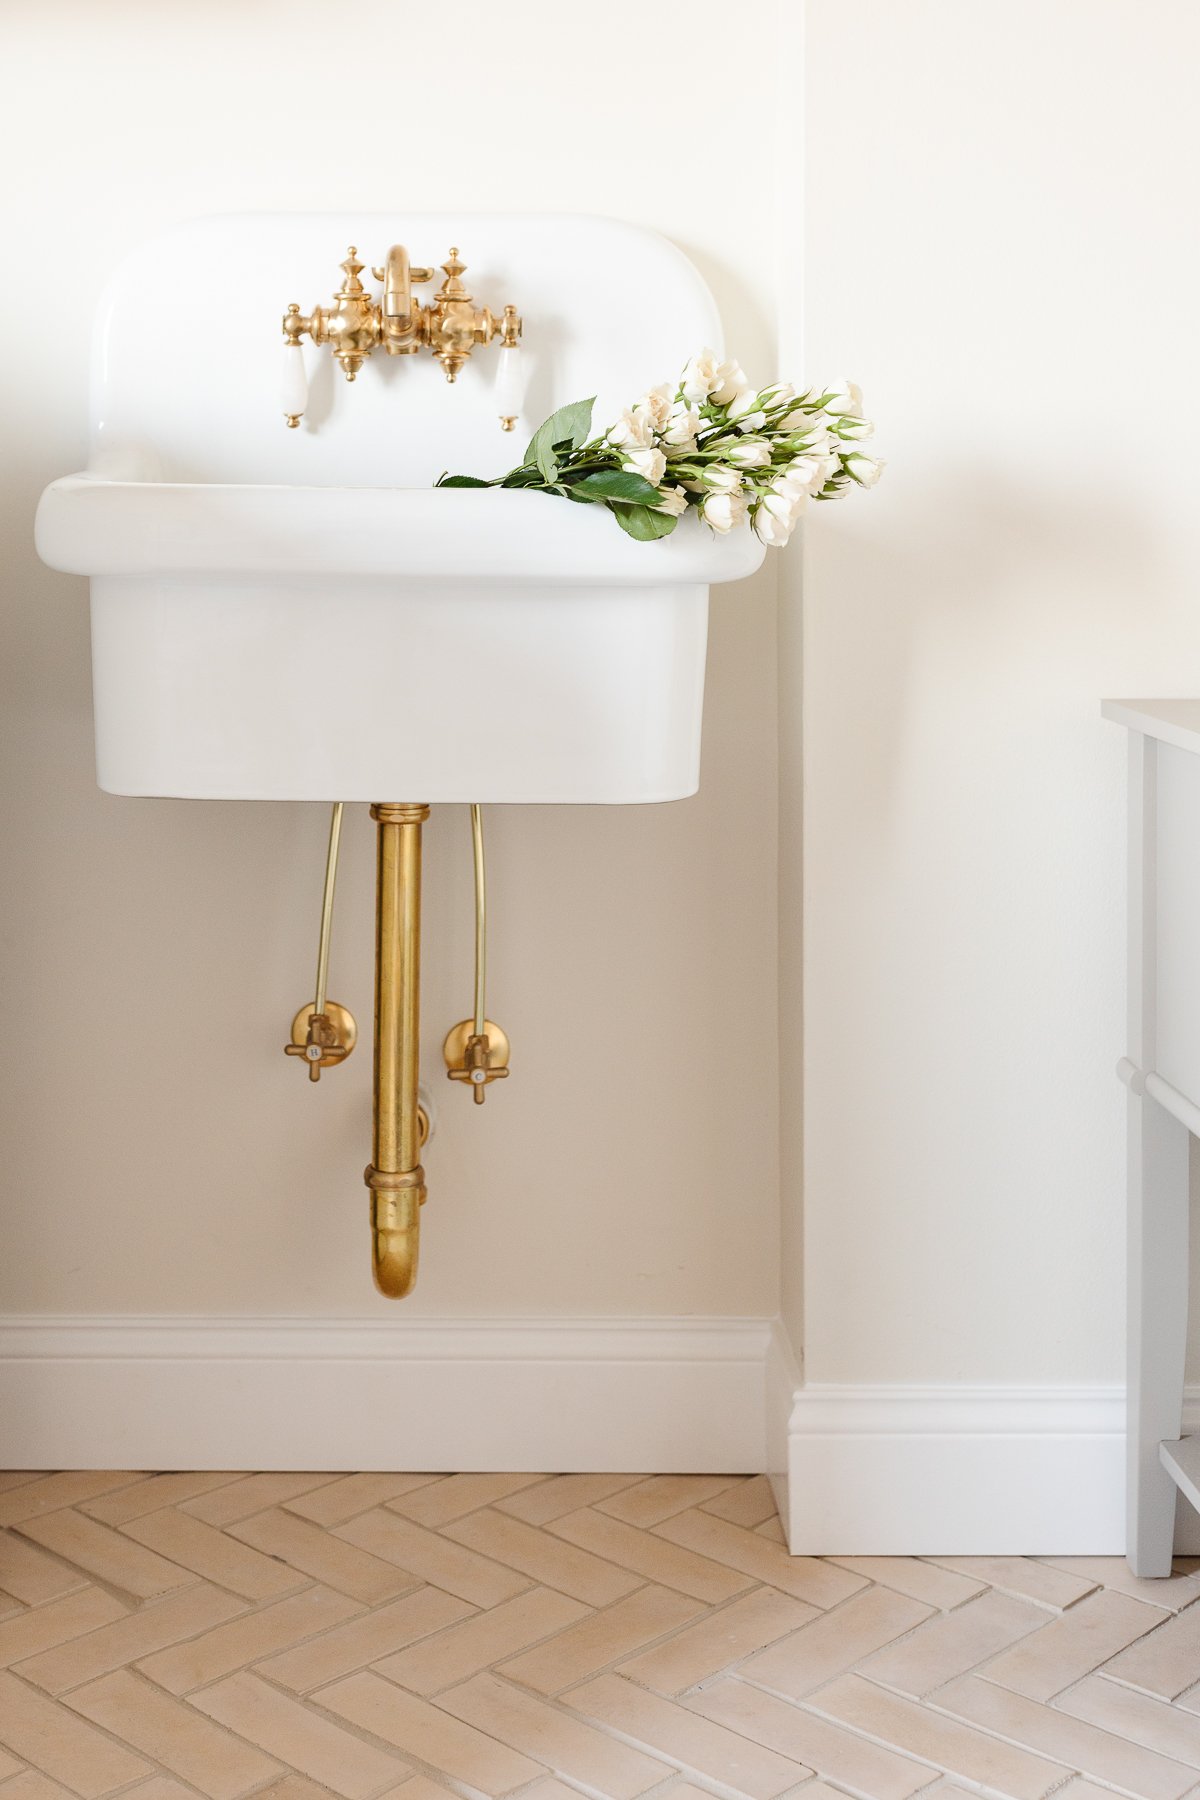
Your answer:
444;1019;511;1105
286;1002;357;1082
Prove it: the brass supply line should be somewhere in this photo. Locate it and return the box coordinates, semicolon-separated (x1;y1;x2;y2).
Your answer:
471;804;487;1036
314;801;343;1017
444;804;510;1102
285;802;356;1080
365;803;430;1299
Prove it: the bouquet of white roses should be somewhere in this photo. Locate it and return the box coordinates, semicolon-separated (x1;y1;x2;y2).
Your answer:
438;349;881;545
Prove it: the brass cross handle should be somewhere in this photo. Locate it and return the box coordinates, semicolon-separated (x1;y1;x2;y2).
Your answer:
285;1004;356;1083
444;1024;510;1105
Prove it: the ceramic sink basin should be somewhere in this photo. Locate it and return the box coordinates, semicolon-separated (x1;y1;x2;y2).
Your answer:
35;213;765;803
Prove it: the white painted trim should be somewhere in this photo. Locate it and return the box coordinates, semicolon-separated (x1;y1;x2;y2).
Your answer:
0;1315;771;1473
768;1322;1200;1555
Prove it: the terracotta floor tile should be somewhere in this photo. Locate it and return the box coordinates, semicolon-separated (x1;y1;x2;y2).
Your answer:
824;1556;987;1608
229;1506;417;1604
390;1780;468;1799
255;1585;472;1694
808;1673;1071;1798
1038;1558;1200;1613
982;1588;1167;1700
438;1669;673;1796
495;1475;644;1525
547;1508;754;1605
316;1668;544;1792
653;1509;867;1609
687;1677;939;1800
859;1589;1048;1697
500;1584;706;1696
111;1781;210;1800
438;1509;642;1607
282;1473;443;1527
387;1474;547;1527
935;1672;1196;1799
121;1507;308;1601
15;1581;244;1696
81;1474;242;1526
0;1751;31;1785
66;1668;282;1797
594;1476;744;1528
0;1475;46;1494
192;1670;410;1797
1106;1600;1200;1699
564;1671;812;1799
1055;1671;1200;1768
922;1556;1097;1611
15;1512;196;1601
698;1476;780;1529
136;1583;363;1695
0;1475;140;1529
336;1508;533;1608
0;1587;126;1668
739;1582;931;1700
181;1473;337;1527
0;1532;86;1606
0;1774;78;1800
375;1585;587;1695
619;1587;816;1696
755;1516;787;1544
0;1669;152;1795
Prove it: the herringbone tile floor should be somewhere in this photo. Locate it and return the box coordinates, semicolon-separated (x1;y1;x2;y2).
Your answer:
0;1473;1198;1799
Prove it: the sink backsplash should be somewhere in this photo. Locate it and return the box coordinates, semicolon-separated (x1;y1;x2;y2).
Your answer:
92;213;722;488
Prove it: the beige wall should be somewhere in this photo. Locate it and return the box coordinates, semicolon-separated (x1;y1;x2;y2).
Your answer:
0;0;781;1317
788;0;1200;1382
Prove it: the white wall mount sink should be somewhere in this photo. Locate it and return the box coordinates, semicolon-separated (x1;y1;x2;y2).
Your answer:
36;213;764;803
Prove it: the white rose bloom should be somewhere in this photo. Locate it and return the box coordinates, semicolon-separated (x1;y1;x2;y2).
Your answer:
780;404;818;429
835;414;874;441
785;454;828;494
623;446;667;486
700;489;747;533
762;491;803;525
681;349;721;402
759;382;796;408
608;407;655;450
662;404;701;446
726;438;771;468
711;359;749;405
825;378;864;417
754;505;794;547
726;388;760;421
701;465;743;492
635;384;674;430
846;454;884;488
653;484;689;516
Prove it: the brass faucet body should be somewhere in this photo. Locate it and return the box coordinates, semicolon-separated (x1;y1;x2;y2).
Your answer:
283;244;521;387
365;803;430;1299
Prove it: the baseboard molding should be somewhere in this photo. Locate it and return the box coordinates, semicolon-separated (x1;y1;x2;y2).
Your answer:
767;1322;1200;1555
0;1315;770;1472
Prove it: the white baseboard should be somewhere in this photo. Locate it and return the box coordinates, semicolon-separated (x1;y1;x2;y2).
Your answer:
767;1323;1200;1556
0;1315;770;1473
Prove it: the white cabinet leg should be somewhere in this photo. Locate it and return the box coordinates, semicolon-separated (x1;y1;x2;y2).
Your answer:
1127;1090;1190;1576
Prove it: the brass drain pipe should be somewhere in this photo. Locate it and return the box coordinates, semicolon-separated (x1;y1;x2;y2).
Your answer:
365;802;430;1298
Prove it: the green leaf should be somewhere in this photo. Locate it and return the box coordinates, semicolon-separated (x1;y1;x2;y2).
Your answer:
609;502;679;540
436;473;493;488
568;469;663;506
524;396;596;483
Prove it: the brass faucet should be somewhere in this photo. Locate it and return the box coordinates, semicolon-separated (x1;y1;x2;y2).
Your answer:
282;243;521;417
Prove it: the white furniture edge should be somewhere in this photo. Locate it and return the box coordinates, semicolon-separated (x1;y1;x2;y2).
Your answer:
4;1310;1195;1558
767;1322;1200;1556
